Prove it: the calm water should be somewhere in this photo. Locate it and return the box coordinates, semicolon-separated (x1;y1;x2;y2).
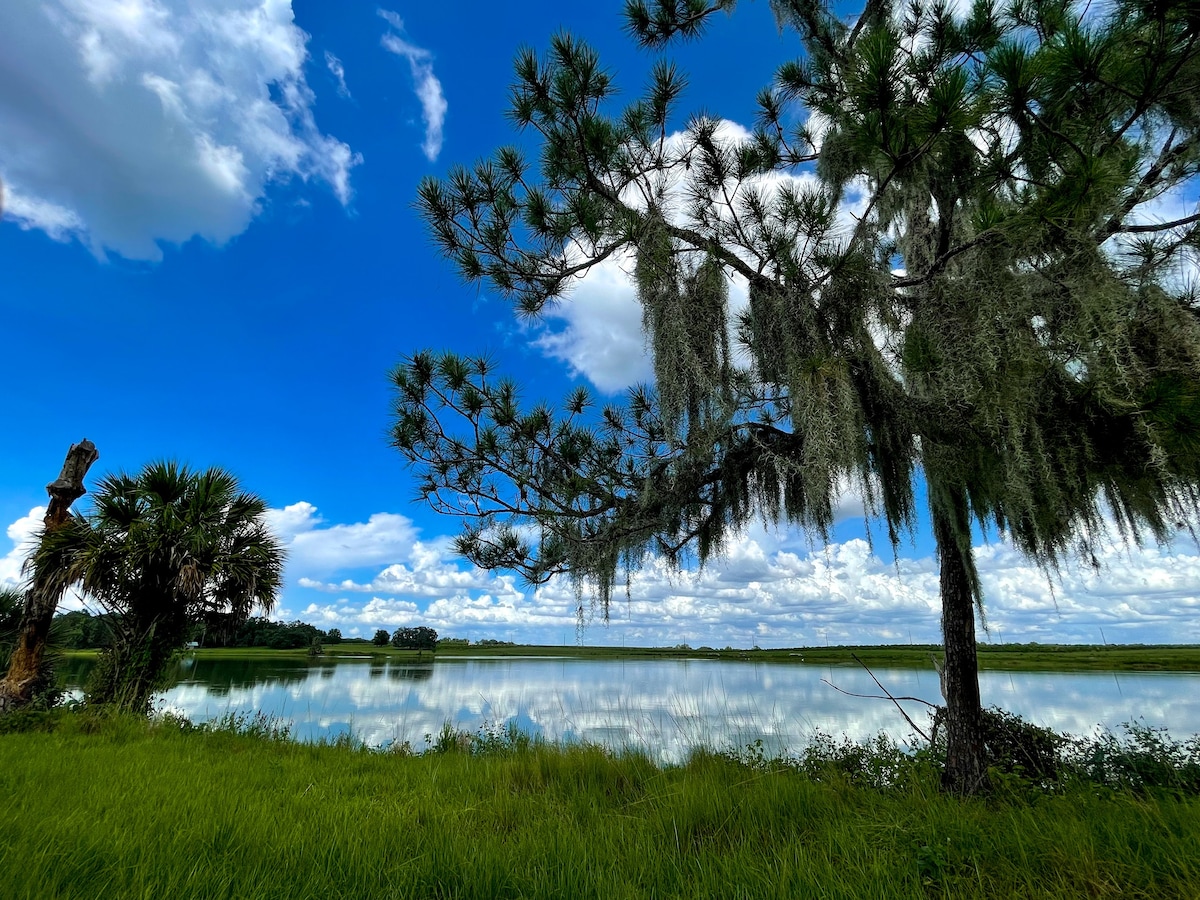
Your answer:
62;655;1200;761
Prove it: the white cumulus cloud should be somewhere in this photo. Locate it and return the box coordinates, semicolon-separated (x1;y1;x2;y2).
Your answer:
266;502;421;576
298;544;518;599
8;501;1197;647
532;252;655;392
526;119;842;393
0;0;359;260
379;10;446;162
0;507;45;587
269;502;1200;646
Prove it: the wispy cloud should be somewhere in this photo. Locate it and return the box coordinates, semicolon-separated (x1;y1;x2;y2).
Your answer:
378;9;446;162
324;50;350;98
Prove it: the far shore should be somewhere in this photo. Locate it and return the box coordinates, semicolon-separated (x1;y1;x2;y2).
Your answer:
61;641;1200;672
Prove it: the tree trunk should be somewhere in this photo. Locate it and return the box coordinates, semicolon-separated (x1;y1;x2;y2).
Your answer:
931;499;988;794
0;439;99;713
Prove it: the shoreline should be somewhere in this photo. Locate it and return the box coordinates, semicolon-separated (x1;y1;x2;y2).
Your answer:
61;641;1200;672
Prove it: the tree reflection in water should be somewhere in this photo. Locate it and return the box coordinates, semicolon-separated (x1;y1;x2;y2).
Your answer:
57;656;1200;762
389;662;433;682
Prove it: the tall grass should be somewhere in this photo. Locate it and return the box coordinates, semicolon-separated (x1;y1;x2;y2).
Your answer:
1;710;1198;898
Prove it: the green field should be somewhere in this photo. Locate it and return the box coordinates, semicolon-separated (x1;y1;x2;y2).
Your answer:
2;711;1199;899
83;641;1200;672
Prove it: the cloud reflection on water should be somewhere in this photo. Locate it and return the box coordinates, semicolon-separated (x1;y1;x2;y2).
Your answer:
70;657;1200;763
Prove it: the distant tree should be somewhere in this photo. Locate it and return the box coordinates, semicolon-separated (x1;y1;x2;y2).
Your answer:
391;626;439;652
184;620;207;647
49;609;111;650
325;628;342;645
223;616;325;650
414;626;438;652
273;621;323;650
27;462;285;712
396;0;1200;793
229;616;271;647
372;629;391;647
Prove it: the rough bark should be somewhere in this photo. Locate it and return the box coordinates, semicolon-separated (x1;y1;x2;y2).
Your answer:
932;499;988;794
0;439;99;713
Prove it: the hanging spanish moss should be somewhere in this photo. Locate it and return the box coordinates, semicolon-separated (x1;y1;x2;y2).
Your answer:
399;0;1200;792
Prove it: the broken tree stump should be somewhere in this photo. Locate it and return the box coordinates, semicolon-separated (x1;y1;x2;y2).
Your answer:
0;439;99;713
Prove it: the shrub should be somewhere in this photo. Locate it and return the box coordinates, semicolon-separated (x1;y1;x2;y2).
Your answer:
979;707;1065;782
1063;721;1200;794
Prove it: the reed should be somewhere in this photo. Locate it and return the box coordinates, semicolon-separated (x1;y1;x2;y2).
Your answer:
1;710;1197;899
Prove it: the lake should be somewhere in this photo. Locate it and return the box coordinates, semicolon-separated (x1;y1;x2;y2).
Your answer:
61;655;1200;761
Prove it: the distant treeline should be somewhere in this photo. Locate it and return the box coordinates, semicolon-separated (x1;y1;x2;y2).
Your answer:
51;611;342;650
51;610;122;650
49;610;487;651
220;617;334;650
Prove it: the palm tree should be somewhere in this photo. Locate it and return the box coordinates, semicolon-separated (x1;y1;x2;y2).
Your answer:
29;462;286;712
0;586;23;668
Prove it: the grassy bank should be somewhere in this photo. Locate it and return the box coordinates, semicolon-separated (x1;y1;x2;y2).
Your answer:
70;642;1200;672
2;712;1199;899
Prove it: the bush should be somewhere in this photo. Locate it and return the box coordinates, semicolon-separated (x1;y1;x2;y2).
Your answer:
793;732;925;790
925;706;1067;785
423;720;535;756
714;710;1200;798
1063;721;1200;794
980;707;1066;782
0;705;60;735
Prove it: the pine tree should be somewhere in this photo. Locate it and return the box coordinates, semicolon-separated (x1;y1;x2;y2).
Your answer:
395;0;1200;792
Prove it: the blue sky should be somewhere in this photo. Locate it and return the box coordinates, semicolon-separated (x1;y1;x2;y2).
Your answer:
2;0;1197;647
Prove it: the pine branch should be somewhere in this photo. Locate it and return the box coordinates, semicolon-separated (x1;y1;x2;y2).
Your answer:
1115;212;1200;234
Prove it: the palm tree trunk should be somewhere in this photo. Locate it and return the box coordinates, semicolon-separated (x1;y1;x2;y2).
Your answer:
931;498;988;794
0;440;99;713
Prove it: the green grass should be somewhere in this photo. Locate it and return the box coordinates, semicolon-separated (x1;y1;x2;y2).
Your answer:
410;641;1200;673
789;643;1200;672
2;713;1199;899
70;642;1200;672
